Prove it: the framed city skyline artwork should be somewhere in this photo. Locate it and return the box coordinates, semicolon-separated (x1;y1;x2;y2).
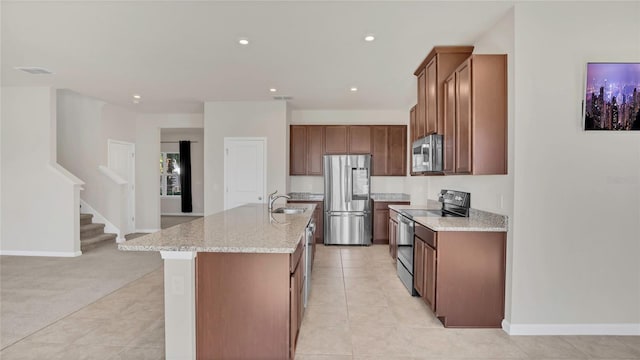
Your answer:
583;62;640;131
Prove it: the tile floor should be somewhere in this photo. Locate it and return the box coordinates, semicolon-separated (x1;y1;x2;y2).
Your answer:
1;244;639;359
295;245;640;360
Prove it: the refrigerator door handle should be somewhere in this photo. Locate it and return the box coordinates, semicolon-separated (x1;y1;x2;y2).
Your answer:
345;165;352;203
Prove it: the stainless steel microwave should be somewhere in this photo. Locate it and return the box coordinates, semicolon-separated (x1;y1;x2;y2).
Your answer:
412;134;443;173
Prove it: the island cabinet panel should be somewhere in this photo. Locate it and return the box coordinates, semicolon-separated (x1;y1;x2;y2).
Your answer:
196;252;292;359
373;201;409;244
348;125;372;154
324;126;348;154
290;126;307;175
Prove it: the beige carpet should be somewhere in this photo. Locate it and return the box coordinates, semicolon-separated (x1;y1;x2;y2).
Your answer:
0;241;162;349
161;215;202;229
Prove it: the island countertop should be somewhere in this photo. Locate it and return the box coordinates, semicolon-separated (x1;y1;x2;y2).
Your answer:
118;203;316;254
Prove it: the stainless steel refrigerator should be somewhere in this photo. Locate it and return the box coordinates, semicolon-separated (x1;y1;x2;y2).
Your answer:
323;154;372;245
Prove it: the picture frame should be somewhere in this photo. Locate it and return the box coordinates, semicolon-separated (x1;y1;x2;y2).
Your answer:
583;62;640;131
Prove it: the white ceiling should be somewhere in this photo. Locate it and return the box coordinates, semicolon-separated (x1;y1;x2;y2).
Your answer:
1;1;513;113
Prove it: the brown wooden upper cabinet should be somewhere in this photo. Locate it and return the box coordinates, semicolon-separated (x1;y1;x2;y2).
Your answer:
289;125;307;175
347;126;372;154
290;125;406;176
409;105;417;145
324;126;348;154
413;46;474;139
371;125;407;176
290;125;324;176
445;55;507;175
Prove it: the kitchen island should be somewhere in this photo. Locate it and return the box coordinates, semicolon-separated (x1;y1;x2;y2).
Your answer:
119;203;316;360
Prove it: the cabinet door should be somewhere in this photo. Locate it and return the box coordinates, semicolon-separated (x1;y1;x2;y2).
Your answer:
416;68;426;139
371;126;388;176
443;73;456;173
290;126;307;175
409;105;417;145
373;208;389;244
426;58;438;135
424;244;436;311
315;206;324;244
289;269;298;358
324;126;348;154
307;126;324;175
388;126;406;176
455;59;472;174
348;126;372;154
389;219;397;260
414;238;425;296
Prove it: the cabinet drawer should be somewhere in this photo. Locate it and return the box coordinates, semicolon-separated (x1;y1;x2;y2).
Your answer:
415;224;436;249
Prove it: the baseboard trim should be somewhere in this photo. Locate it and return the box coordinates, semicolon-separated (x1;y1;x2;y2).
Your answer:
135;228;161;234
502;319;640;335
0;250;82;257
161;213;205;216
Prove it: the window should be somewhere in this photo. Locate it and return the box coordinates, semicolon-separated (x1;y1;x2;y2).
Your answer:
160;152;181;196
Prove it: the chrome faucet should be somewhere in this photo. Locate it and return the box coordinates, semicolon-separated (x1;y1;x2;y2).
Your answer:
268;190;290;212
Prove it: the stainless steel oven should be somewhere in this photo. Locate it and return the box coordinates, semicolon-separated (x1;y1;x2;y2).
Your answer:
396;212;417;295
412;134;443;173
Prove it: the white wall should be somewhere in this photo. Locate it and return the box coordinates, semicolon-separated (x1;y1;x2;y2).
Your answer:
204;101;287;215
426;7;516;321
57;90;136;237
1;87;83;256
289;110;409;195
507;2;640;331
136;114;203;231
160;128;205;215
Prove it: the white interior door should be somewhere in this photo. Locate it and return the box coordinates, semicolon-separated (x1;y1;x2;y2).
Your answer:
108;140;135;234
224;138;266;210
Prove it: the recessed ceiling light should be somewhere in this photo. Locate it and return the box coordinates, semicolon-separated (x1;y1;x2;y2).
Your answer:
133;94;141;99
14;66;53;75
269;88;277;92
364;35;375;42
238;38;249;45
350;87;358;92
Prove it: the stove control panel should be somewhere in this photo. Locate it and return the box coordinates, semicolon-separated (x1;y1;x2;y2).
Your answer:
438;190;471;209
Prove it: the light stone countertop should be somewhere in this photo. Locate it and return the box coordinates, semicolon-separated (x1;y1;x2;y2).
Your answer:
118;203;315;254
287;192;324;201
371;193;411;201
388;203;508;232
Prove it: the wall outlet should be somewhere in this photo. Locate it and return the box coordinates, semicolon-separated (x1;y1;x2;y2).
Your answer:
498;194;505;209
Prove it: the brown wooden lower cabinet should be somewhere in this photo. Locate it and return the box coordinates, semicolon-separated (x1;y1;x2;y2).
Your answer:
388;209;400;260
373;200;409;244
196;237;306;359
414;223;506;328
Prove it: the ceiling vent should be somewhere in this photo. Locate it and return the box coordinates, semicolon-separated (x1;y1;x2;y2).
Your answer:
14;67;53;75
273;96;293;101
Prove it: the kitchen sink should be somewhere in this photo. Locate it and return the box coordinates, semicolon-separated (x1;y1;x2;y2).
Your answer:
271;207;306;214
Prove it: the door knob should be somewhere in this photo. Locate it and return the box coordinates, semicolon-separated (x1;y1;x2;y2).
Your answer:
258;196;262;200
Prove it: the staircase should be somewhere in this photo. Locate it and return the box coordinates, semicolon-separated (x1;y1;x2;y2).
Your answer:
80;213;117;251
